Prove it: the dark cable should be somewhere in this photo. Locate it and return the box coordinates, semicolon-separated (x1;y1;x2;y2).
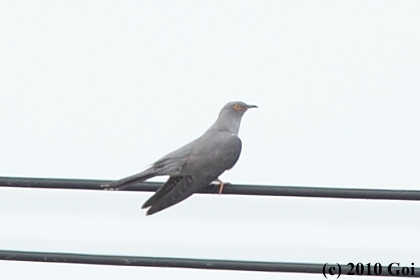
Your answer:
0;176;420;201
0;250;418;277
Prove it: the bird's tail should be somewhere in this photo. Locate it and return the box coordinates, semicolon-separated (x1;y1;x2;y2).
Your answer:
101;168;156;190
142;176;183;209
144;176;199;216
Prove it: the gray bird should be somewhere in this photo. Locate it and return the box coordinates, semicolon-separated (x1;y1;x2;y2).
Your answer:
101;101;257;215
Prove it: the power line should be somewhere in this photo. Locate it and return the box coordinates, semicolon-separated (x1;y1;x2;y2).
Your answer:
0;250;418;277
0;176;420;201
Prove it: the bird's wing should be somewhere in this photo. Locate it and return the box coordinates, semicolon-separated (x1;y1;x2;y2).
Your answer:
145;175;213;216
101;139;198;189
150;139;197;175
143;131;242;215
141;176;183;209
101;167;156;189
148;130;241;179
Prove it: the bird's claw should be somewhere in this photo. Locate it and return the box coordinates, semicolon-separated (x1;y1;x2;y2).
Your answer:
211;179;231;195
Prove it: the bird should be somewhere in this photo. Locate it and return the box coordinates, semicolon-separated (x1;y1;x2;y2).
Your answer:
101;101;257;215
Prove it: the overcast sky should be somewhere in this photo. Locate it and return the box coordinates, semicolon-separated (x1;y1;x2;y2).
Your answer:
1;1;419;279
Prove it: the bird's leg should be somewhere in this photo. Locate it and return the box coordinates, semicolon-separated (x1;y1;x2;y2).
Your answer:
213;178;230;194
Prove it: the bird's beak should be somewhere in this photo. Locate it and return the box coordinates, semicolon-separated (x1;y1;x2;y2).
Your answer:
246;104;258;109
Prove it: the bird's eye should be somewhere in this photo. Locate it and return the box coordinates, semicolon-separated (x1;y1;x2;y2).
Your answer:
233;104;241;110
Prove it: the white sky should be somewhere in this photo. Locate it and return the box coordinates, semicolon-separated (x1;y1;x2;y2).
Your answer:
1;1;419;279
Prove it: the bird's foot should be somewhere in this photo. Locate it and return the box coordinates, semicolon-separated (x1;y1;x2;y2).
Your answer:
212;178;231;195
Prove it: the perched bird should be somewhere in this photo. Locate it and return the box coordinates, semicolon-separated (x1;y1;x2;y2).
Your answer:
101;101;257;215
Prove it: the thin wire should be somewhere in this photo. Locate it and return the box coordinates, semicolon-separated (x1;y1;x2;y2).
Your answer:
0;176;420;201
0;250;418;277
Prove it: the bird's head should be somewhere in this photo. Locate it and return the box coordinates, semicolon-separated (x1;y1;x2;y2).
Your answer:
212;101;258;135
219;101;258;118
